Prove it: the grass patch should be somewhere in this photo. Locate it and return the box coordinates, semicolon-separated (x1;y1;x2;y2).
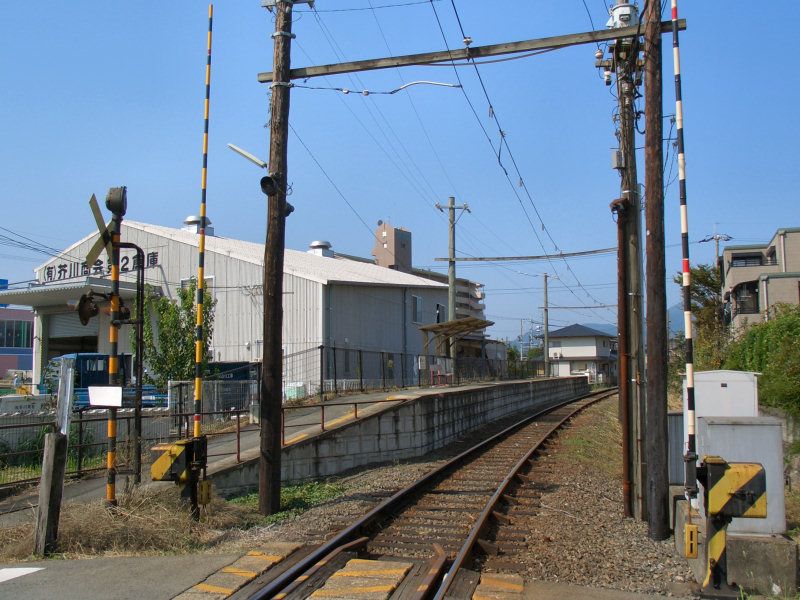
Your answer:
785;487;800;542
230;481;345;525
0;485;267;560
560;399;622;478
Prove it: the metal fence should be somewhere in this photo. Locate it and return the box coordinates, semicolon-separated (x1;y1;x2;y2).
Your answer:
0;407;252;488
0;345;547;489
283;345;540;402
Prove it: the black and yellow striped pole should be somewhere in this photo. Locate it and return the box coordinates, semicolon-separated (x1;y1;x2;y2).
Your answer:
193;3;213;442
189;3;214;518
105;186;127;507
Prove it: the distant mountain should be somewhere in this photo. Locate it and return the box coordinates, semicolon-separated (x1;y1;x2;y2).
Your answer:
668;302;685;337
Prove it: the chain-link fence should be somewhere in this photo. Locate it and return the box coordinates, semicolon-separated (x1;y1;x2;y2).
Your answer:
280;345;540;402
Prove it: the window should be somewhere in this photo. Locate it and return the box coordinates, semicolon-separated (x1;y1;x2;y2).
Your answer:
0;320;33;348
181;277;213;291
436;303;446;323
550;340;561;348
412;295;422;323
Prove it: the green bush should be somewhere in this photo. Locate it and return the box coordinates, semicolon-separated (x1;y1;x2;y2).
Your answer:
725;304;800;414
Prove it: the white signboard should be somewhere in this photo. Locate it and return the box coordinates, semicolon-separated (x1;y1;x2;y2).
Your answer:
88;386;123;408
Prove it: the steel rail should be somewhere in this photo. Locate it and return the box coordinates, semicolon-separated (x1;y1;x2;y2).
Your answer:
246;387;616;600
432;389;616;599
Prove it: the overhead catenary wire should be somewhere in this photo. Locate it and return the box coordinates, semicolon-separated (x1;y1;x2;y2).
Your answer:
301;10;517;266
430;0;614;324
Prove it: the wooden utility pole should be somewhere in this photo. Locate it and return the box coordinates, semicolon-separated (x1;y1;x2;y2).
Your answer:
611;2;647;520
435;197;469;368
644;0;669;539
260;0;294;516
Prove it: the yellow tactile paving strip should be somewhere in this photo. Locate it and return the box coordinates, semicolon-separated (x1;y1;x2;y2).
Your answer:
172;542;301;600
472;573;525;600
308;558;412;599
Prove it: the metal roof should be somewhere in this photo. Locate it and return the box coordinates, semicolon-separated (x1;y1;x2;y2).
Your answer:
549;323;615;339
0;278;159;308
37;221;447;290
418;317;494;337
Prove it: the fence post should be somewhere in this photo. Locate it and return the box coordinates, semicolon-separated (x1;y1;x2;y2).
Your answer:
281;408;285;447
332;346;338;395
126;417;131;469
354;402;358;420
34;432;68;555
77;409;84;477
358;350;364;392
320;404;325;432
401;353;406;389
417;356;421;388
319;345;325;402
380;352;386;390
236;409;241;463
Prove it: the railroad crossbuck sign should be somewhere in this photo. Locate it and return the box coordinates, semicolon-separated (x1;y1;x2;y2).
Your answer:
85;194;114;267
700;456;766;596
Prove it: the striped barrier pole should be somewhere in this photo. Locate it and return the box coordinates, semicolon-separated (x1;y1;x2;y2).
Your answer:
671;1;697;498
194;3;213;442
188;3;214;519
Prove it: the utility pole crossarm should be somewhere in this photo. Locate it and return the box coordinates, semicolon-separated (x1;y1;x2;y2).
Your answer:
257;20;686;82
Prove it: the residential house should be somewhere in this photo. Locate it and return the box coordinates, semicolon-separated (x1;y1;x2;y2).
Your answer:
547;323;617;383
721;227;800;330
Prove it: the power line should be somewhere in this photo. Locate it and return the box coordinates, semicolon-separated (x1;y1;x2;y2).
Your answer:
431;0;614;323
289;123;377;241
296;0;441;12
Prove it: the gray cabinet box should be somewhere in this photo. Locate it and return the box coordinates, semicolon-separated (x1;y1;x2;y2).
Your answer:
697;416;785;535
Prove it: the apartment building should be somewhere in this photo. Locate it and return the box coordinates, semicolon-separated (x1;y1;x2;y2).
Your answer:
721;227;800;329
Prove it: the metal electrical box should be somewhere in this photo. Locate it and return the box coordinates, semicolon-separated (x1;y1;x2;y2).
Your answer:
697;417;785;535
682;370;759;458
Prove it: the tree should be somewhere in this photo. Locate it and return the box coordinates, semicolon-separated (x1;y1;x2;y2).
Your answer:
507;346;520;364
133;280;217;388
527;346;543;360
672;263;728;370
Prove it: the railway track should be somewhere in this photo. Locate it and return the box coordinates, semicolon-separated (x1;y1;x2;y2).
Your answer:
240;388;616;600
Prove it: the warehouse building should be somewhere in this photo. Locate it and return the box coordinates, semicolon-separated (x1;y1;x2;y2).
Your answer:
0;218;458;388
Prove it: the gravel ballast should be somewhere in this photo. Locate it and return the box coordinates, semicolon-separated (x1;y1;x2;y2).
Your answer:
216;397;695;596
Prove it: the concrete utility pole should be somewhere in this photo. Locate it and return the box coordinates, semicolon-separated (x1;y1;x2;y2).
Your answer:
699;230;732;276
543;273;550;377
436;197;470;368
260;0;294;516
643;0;669;540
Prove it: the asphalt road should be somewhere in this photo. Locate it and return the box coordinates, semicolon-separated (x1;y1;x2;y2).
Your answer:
0;554;238;600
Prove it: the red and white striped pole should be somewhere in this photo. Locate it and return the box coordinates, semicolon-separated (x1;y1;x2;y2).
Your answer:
671;0;697;498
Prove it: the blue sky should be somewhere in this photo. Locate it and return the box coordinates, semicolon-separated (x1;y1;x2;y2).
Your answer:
1;1;798;342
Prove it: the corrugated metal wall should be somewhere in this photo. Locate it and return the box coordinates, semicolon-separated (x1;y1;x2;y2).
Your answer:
328;284;448;355
36;226;445;370
668;411;684;485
